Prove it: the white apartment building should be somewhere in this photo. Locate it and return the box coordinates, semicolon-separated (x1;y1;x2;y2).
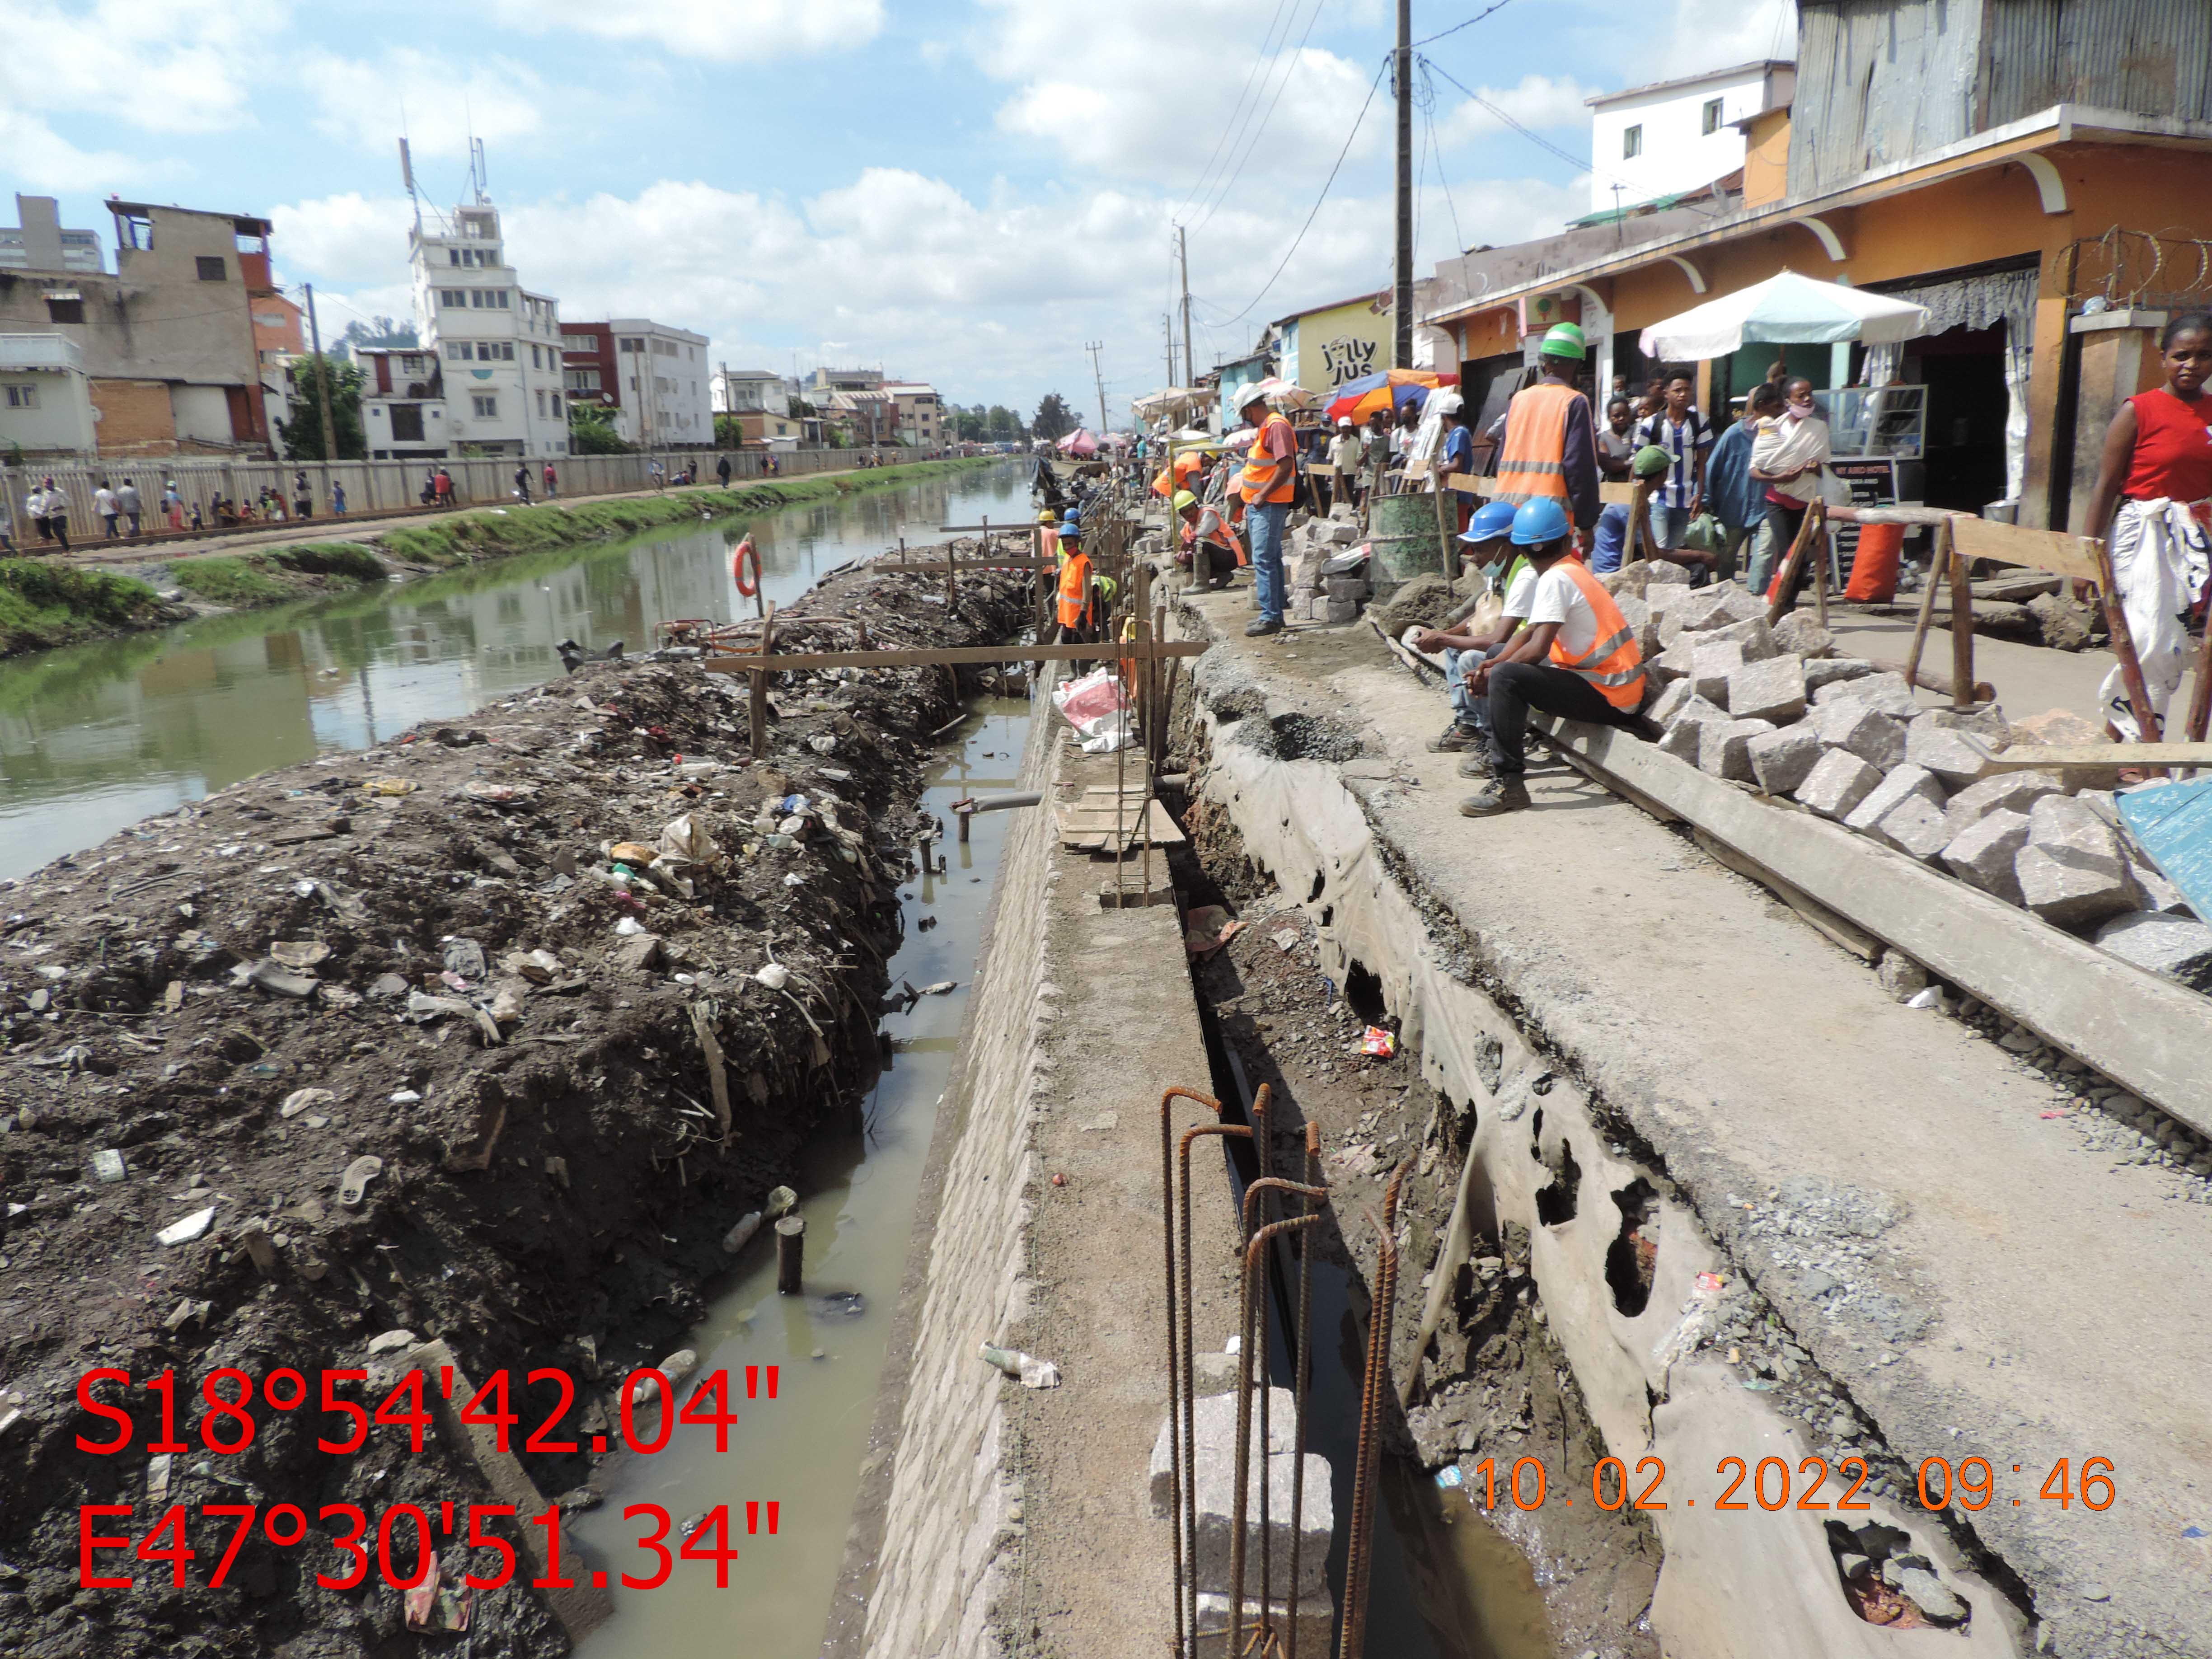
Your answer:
609;320;711;448
1586;61;1796;215
394;201;569;458
711;368;795;415
882;382;943;449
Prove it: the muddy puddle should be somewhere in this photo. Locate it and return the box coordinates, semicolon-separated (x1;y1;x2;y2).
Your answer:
0;462;1027;880
564;695;1031;1657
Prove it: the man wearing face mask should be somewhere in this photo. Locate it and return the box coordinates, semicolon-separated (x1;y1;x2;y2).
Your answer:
1414;500;1528;757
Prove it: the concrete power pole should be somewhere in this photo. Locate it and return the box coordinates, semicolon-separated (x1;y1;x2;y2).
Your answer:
1177;224;1194;389
1165;314;1178;389
304;283;338;472
1086;340;1107;436
1393;0;1414;368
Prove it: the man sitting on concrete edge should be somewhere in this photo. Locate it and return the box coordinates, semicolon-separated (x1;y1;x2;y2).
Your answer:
1415;499;1527;754
1460;497;1650;816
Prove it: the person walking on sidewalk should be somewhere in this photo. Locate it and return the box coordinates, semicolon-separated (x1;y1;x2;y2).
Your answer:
1237;385;1298;637
1706;383;1781;581
716;453;732;488
544;460;560;498
94;479;119;539
1633;374;1713;554
37;478;70;552
2080;310;2212;743
163;480;184;532
1494;323;1600;542
117;478;142;536
331;480;347;515
513;463;532;506
1327;416;1362;513
1459;498;1648;816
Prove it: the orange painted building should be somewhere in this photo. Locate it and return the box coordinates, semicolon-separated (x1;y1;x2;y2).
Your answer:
1434;0;2212;531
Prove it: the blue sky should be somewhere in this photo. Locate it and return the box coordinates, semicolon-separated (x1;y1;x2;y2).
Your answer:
0;0;1790;422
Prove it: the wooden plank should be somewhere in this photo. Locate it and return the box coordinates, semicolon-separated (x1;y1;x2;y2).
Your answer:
1970;741;2212;775
881;558;1057;574
1947;519;1975;710
1532;712;2212;1138
1054;801;1183;850
1945;514;2103;584
701;640;1209;673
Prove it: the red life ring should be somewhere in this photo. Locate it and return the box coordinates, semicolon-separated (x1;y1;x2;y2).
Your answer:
732;536;760;597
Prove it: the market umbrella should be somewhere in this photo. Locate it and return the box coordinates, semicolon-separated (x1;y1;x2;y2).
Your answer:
1638;270;1932;360
1248;375;1319;410
1057;428;1099;458
1324;368;1457;426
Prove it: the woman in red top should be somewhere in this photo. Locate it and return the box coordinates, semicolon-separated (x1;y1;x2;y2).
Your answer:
2082;313;2212;740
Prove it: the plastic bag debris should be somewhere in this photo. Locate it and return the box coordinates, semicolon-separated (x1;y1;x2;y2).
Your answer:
1183;905;1242;955
1053;667;1134;752
1361;1026;1397;1058
1435;1465;1464;1490
755;962;792;990
979;1343;1061;1389
658;813;713;864
158;1207;216;1246
361;777;417;797
1905;986;1944;1009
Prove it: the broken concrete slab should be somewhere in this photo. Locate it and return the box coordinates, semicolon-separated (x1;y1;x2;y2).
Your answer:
1690;641;1746;705
1875;793;1953;863
1793;750;1882;820
1812;670;1921;720
1941;770;2065;839
1810;700;1907;771
2093;911;2212;990
1904;721;1992;790
1748;724;1825;796
1771;612;1836;658
1843;763;1946;838
1940;809;2031;904
1700;717;1777;782
1727;653;1808;725
2016;794;2137;930
1803;656;1874;692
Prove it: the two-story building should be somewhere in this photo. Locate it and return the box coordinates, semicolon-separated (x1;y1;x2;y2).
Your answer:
355;344;447;463
564;320;712;448
882;382;943;448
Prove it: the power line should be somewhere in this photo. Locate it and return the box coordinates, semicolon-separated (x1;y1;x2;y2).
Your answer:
1414;0;1518;47
1418;63;1466;258
1192;0;1334;233
1175;0;1300;221
1197;56;1390;331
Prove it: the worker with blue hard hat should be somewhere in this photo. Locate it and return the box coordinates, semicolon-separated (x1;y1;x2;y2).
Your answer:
1456;493;1650;817
1415;498;1536;759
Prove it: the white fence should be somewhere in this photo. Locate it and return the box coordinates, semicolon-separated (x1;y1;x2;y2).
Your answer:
1;446;945;545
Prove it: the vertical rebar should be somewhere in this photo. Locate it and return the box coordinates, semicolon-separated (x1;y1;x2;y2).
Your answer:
1234;1213;1322;1659
1338;1161;1410;1659
1180;1120;1252;1652
1160;1087;1224;1659
1288;1124;1320;1659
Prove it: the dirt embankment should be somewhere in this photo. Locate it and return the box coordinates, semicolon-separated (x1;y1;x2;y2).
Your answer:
0;556;1032;1658
0;456;1001;659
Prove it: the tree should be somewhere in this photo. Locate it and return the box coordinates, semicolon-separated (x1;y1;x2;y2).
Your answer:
277;355;366;460
568;403;632;454
714;413;747;448
986;404;1022;442
335;317;416;358
954;408;988;442
1031;392;1074;441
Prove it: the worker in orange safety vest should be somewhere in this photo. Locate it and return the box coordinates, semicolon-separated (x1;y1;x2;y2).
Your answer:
1493;322;1601;540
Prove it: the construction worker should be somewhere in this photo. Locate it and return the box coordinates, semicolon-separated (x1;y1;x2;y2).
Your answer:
1414;500;1525;754
1236;385;1298;636
1056;523;1098;646
1494;323;1600;541
1459;498;1649;817
1036;507;1061;564
1174;488;1246;590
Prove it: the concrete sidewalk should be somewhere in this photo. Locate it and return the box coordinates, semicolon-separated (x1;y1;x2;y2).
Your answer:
1176;584;2212;1659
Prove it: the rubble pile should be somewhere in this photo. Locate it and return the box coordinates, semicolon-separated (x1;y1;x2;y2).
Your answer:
1609;558;2211;998
0;556;1031;1658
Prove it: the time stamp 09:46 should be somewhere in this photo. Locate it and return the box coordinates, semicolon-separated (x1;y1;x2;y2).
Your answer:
1448;1452;2118;1516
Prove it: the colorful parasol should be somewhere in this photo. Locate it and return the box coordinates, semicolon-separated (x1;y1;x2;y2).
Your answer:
1323;368;1458;426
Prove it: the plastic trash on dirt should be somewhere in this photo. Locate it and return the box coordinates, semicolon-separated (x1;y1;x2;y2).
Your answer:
1183;906;1242;955
1361;1026;1397;1058
979;1342;1061;1389
1052;667;1135;753
1435;1464;1465;1490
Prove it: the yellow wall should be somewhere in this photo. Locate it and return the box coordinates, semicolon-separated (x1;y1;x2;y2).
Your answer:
1293;297;1394;391
1742;110;1791;209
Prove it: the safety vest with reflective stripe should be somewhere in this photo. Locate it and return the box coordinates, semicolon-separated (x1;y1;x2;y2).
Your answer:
1240;413;1297;505
1495;381;1580;507
1185;511;1246;566
1057;551;1094;629
1546;557;1645;710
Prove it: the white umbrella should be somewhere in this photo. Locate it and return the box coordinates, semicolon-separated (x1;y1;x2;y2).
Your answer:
1639;270;1932;361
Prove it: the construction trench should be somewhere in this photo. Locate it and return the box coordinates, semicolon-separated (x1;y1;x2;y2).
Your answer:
2;494;2210;1659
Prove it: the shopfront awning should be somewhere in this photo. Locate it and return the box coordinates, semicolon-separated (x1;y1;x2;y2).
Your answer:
1638;270;1933;360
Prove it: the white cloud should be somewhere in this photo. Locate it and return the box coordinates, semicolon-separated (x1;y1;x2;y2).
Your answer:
0;0;286;136
300;50;549;158
486;0;882;62
1437;74;1598;146
0;112;155;192
269;193;418;287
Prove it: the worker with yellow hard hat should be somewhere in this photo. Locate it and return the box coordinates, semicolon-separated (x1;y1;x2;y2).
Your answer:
1174;486;1246;592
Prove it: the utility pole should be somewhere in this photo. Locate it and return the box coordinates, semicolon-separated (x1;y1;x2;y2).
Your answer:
1611;183;1626;248
1177;224;1194;388
719;359;731;452
1165;314;1177;389
304;283;338;472
1086;340;1107;436
1393;0;1414;368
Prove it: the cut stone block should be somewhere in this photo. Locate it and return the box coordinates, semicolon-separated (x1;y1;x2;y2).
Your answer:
1659;721;1701;763
1771;612;1836;658
1804;657;1875;692
1648;560;1692;585
2008;707;2107;748
1794;749;1882;820
1652;635;1698;684
1690;641;1745;705
1700;717;1776;782
1150;1390;1294;1517
1748;723;1825;795
1811;701;1907;771
1194;1589;1336;1658
1813;670;1920;719
1613;593;1652;631
1189;1449;1332;1597
1875;792;1952;862
1703;615;1780;661
1917;703;2013;748
1940;808;2030;904
2016;794;2136;930
2122;851;2193;917
1647;678;1697;726
1876;952;1929;1002
1323;599;1359;623
1655;607;1687;647
1843;763;1945;836
1727;653;1808;725
1323;577;1367;602
2093;911;2212;991
1903;720;1990;789
1940;770;2065;839
1675;583;1766;631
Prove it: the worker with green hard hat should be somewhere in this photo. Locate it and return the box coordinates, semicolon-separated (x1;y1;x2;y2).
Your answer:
1493;320;1599;544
